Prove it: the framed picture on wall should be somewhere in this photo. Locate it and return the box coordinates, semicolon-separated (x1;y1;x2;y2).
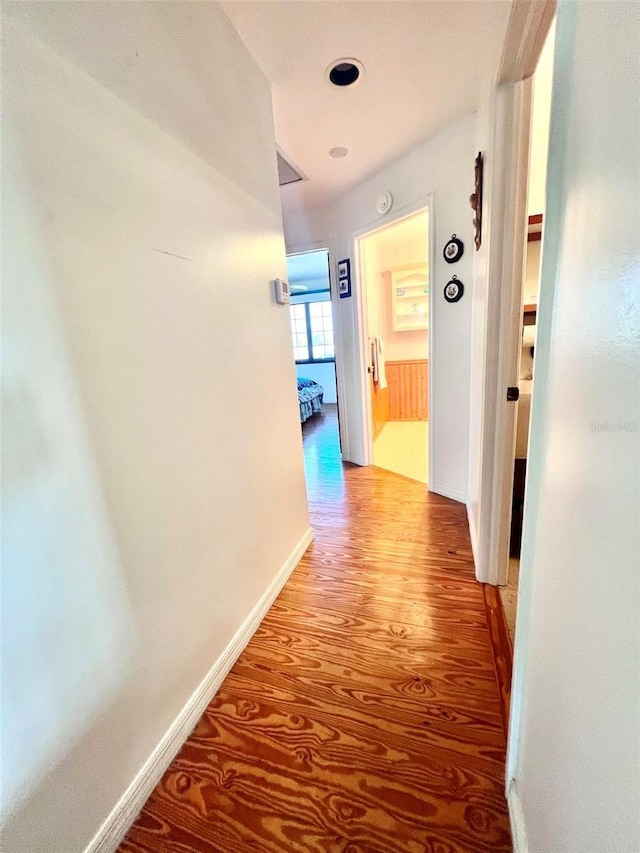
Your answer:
338;258;351;298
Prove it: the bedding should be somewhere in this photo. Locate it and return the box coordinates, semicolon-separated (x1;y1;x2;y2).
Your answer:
297;377;324;423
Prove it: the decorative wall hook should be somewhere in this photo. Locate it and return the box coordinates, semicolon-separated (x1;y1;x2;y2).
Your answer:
469;151;484;251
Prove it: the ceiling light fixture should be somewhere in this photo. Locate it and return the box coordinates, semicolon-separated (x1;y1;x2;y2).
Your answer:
329;147;349;158
325;58;365;88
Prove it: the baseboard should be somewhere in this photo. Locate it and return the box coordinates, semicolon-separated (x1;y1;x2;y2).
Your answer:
430;481;467;504
84;526;314;853
507;782;530;853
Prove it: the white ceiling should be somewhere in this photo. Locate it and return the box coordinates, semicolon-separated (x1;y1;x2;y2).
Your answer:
221;1;512;212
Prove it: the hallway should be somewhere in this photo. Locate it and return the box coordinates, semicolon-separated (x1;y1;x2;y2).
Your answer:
120;407;512;853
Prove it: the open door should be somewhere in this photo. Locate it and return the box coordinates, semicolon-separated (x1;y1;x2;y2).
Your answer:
488;78;533;586
476;1;555;587
355;210;431;485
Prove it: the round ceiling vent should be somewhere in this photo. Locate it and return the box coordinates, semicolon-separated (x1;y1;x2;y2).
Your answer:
325;58;365;88
329;146;349;158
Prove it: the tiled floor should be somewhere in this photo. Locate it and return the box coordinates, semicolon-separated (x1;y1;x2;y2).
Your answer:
499;559;520;644
373;420;429;484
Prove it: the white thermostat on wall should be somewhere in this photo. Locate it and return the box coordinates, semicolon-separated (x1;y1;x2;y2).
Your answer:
273;278;291;305
376;191;393;215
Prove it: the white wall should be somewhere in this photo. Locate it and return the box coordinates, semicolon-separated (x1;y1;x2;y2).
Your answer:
1;5;309;852
283;203;331;254
335;117;474;501
363;237;383;339
523;240;541;305
527;20;555;217
285;116;475;501
508;3;640;851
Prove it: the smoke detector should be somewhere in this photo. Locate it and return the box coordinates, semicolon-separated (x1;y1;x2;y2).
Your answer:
376;192;394;215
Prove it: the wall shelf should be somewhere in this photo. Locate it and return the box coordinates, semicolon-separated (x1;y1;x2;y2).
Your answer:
389;264;428;332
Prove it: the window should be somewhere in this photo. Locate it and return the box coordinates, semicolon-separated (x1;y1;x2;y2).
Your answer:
289;299;335;363
290;304;309;361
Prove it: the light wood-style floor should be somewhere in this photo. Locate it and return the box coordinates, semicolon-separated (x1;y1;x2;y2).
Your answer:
373;420;429;484
119;404;512;853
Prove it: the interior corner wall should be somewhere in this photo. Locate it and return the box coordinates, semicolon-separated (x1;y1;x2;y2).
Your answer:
329;114;476;500
1;5;309;852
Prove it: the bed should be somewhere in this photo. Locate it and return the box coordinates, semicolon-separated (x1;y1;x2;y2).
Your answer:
297;377;324;423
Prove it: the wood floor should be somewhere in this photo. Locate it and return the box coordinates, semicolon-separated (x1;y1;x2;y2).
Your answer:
119;405;512;853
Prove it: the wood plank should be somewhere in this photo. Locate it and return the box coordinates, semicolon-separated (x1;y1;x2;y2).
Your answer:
386;359;428;420
482;584;514;738
370;374;390;439
119;406;512;853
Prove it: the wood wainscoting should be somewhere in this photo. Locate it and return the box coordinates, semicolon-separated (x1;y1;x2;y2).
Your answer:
370;375;390;440
386;359;428;420
371;360;428;437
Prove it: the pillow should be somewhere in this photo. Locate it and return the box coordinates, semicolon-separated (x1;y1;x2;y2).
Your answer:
297;377;317;389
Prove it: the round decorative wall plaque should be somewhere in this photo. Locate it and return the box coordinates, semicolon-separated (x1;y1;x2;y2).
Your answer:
443;234;464;263
444;275;464;303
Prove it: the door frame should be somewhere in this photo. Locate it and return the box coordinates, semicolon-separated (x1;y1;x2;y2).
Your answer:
351;195;435;474
479;79;533;586
476;0;555;585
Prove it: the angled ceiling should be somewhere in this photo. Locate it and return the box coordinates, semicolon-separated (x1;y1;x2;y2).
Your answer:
221;1;512;213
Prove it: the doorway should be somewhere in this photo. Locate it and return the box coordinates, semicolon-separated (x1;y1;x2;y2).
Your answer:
286;248;341;474
498;20;555;643
356;210;430;485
